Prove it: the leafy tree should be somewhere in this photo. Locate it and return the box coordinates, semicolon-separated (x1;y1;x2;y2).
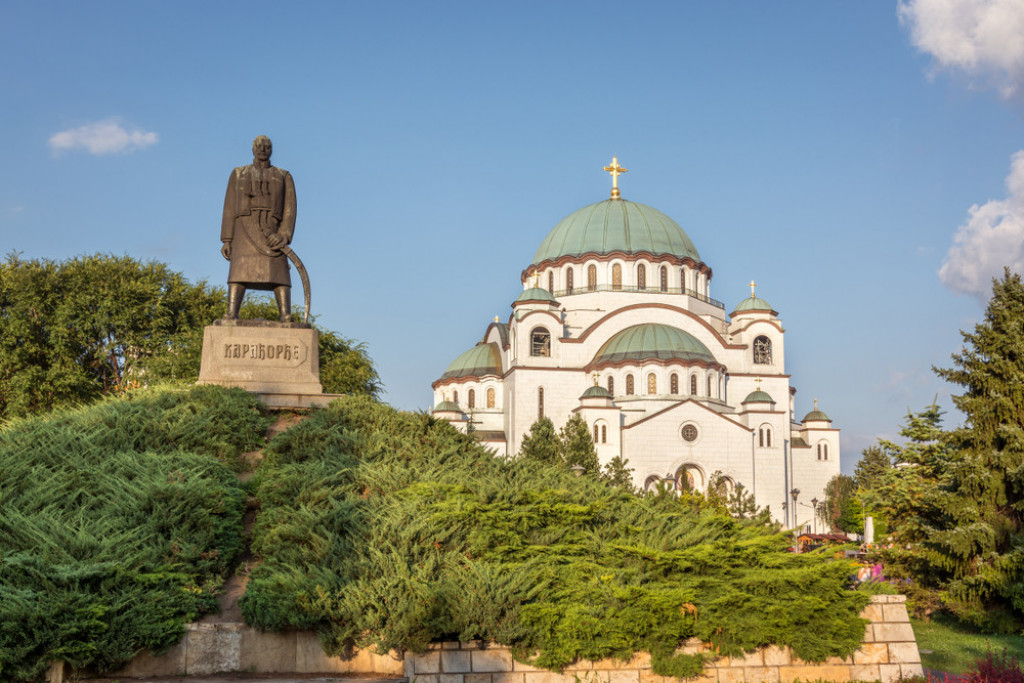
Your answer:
0;254;380;420
601;455;635;490
820;474;857;533
519;417;560;465
559;414;600;474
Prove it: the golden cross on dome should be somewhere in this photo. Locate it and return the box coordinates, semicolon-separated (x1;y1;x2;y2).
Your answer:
814;398;818;410
749;280;757;298
754;377;762;390
603;156;628;199
494;315;500;323
592;372;600;386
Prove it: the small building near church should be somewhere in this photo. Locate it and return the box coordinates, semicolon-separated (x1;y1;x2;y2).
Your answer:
431;159;840;526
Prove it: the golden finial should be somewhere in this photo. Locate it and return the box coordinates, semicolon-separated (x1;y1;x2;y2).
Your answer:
814;398;818;411
493;315;500;323
592;372;600;386
749;280;757;298
532;272;541;288
754;377;762;390
603;156;628;199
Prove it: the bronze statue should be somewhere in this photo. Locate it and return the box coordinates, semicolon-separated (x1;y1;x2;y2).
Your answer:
221;135;297;322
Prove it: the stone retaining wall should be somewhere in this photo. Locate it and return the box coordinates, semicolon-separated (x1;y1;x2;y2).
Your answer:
403;596;922;683
53;595;918;681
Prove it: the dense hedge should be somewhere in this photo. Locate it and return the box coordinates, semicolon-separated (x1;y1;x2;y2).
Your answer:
243;396;869;677
0;386;269;680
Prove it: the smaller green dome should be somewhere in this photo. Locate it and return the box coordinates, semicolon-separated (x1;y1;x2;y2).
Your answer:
743;390;775;404
434;400;462;413
592;324;716;366
803;409;832;422
581;385;612;399
440;343;501;380
733;296;774;314
514;287;557;304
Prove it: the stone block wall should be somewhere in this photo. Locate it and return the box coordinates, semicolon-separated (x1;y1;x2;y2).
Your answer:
403;595;923;683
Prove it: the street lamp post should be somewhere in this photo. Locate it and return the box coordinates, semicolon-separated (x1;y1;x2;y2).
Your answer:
811;497;819;535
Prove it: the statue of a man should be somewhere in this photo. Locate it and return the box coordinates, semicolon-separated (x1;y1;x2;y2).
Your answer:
220;135;297;322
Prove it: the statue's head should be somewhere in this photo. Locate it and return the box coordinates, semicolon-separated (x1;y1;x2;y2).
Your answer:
252;135;272;161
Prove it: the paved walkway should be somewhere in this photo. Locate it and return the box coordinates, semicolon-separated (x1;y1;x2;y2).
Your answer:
87;676;405;683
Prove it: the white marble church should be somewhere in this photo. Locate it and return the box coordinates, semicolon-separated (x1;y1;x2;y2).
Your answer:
431;159;839;527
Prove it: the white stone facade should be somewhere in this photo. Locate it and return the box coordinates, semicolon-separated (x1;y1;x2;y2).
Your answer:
432;189;839;527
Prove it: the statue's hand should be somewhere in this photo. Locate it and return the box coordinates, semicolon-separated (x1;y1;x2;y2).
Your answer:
221;242;231;260
266;233;284;250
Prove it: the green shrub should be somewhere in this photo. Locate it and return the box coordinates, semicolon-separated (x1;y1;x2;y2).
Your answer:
0;385;268;680
243;396;869;676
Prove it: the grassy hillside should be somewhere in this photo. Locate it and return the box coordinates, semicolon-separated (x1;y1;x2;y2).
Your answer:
243;396;869;677
0;386;269;681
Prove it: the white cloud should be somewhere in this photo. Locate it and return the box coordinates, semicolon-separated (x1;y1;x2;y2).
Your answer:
48;118;158;156
939;150;1024;299
898;0;1024;98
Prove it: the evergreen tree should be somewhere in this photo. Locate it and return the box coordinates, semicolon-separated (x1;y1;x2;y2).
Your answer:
821;474;857;533
925;269;1024;629
854;444;892;491
559;414;600;474
519;417;560;465
602;455;635;489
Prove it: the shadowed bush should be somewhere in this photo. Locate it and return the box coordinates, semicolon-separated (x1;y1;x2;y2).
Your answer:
0;385;269;680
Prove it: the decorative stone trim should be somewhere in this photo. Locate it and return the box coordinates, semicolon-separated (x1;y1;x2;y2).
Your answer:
403;596;922;683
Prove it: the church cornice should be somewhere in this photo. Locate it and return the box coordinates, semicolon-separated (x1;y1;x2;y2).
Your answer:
583;357;726;374
523;251;711;283
431;375;501;390
728;319;785;335
623;397;753;432
563;303;744;350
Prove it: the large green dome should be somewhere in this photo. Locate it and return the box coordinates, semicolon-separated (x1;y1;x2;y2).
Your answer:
591;324;716;366
532;199;700;265
440;343;501;380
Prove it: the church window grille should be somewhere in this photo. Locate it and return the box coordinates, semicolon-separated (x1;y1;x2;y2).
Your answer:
647;373;657;395
453;390;458;405
612;264;622;290
660;266;668;292
670;373;679;394
690;375;697;395
548;271;554;292
817;443;829;460
767;428;772;447
753;336;772;365
682;425;698;443
531;328;551;357
594;424;599;443
566;268;574;294
626;374;634;395
601;424;607;443
538;387;544;419
637;264;646;290
607;376;614;394
759;428;764;447
587;265;596;291
468;389;475;409
681;268;688;292
707;376;712;396
486;388;495;408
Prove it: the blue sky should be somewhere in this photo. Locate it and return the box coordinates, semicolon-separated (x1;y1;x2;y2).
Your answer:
3;1;1023;473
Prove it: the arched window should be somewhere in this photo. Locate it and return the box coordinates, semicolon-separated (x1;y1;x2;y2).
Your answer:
566;268;574;294
647;373;657;395
468;389;475;409
707;376;712;396
593;423;599;443
453;390;459;405
681;268;688;292
753;336;772;365
486;387;495;408
644;475;661;492
607;375;614;394
817;443;829;461
637;264;646;290
759;428;764;447
766;428;772;447
690;375;697;395
538;387;544;419
548;271;554;292
660;265;668;292
670;373;679;394
759;426;772;448
531;328;551;357
587;265;597;291
601;424;607;443
612;263;622;290
626;374;635;395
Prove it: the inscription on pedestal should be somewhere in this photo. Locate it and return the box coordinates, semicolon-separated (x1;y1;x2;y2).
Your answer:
197;323;322;397
221;341;305;366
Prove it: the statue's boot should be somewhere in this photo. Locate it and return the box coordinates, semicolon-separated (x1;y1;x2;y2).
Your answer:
224;284;245;319
276;287;292;323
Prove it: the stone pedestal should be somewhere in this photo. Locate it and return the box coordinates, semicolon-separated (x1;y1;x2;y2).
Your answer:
197;320;324;403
